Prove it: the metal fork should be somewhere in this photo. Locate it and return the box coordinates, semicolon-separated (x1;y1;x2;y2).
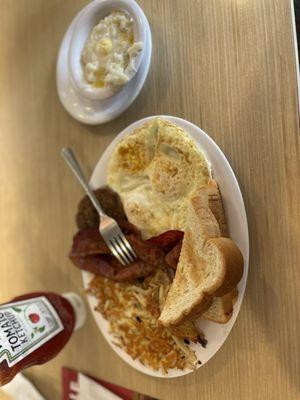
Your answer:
61;147;137;266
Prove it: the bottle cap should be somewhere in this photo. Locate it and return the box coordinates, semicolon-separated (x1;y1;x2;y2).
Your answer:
62;293;87;331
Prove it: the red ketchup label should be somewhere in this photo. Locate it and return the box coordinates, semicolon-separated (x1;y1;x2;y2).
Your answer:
0;297;63;367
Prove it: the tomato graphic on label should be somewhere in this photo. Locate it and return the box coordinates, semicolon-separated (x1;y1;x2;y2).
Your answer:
28;313;40;323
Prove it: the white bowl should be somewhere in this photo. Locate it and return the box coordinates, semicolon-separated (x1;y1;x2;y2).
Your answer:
68;0;147;100
56;3;151;124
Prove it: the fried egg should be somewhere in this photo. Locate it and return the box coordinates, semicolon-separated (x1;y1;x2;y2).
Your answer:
107;118;211;238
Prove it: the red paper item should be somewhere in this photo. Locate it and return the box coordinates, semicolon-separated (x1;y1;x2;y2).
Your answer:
62;367;152;400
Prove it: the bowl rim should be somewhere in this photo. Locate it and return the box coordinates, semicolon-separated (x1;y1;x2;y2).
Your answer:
68;0;147;100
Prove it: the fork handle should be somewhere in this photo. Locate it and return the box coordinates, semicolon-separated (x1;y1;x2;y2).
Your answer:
61;147;105;217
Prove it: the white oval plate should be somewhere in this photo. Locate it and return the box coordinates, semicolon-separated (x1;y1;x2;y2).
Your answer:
82;116;249;378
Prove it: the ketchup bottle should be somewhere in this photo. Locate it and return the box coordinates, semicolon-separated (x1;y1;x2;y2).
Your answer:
0;292;86;386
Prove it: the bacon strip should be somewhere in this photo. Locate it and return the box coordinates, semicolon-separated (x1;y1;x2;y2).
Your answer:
146;230;183;252
70;254;115;279
70;228;110;256
69;225;165;282
165;241;183;269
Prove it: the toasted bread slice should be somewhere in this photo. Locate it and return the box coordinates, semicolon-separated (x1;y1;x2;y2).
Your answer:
207;180;229;238
202;292;233;324
203;180;235;324
159;184;244;327
231;287;239;305
204;288;239;325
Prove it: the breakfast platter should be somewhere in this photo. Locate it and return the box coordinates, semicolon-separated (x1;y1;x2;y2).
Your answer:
76;116;249;378
1;0;299;397
56;0;248;381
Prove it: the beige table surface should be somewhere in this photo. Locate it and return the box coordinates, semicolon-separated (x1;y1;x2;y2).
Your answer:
0;1;299;399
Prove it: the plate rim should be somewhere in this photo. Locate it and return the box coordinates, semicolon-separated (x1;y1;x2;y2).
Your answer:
82;115;249;378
